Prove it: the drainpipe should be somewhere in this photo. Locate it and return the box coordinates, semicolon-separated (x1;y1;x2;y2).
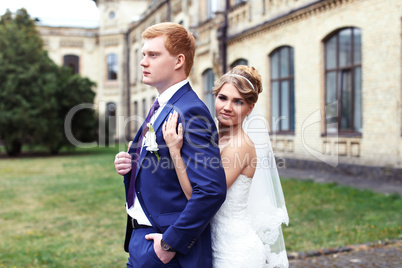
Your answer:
221;0;229;74
167;0;171;21
125;29;131;140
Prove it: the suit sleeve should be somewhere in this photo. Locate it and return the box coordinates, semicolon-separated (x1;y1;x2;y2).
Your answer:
162;105;227;254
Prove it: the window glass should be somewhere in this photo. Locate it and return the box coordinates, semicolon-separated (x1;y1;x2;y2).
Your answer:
290;79;295;131
280;81;289;131
353;28;362;64
133;101;138;132
325;35;337;69
106;102;116;137
230;59;248;69
63;55;79;74
339;29;352;68
289;48;294;76
325;71;338;132
107;53;118;80
270;46;295;132
354;67;362;132
325;71;337;104
203;69;216;118
142;99;146;118
271;81;279;132
324;27;362;134
280;48;289;77
340;71;352;130
271;52;279;79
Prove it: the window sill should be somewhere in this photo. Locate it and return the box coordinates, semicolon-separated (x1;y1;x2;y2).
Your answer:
270;131;295;136
321;132;362;138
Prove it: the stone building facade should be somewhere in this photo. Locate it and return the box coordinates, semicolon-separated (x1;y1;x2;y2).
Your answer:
37;0;402;175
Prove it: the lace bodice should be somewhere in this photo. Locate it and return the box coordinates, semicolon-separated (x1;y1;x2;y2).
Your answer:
214;174;251;220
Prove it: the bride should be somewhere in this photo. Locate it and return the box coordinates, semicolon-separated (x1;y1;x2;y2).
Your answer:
163;65;289;267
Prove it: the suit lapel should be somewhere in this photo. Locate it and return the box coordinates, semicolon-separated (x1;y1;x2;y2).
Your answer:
135;83;191;178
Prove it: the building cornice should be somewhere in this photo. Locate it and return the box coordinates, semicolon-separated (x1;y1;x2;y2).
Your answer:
127;0;169;34
227;0;352;45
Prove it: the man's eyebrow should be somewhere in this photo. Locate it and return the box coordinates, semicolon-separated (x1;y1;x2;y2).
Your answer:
144;50;160;55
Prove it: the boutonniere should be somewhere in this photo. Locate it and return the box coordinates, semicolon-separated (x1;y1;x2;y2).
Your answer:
144;123;160;160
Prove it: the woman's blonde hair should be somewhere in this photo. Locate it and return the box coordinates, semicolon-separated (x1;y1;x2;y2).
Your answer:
213;65;263;104
142;22;196;76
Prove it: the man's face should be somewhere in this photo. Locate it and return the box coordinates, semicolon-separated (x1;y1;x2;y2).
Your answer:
140;36;177;92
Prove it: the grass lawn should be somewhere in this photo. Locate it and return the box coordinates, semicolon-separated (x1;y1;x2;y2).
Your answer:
0;146;127;267
0;146;401;267
282;178;401;252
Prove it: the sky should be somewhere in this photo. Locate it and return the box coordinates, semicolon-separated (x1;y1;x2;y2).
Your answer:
0;0;100;28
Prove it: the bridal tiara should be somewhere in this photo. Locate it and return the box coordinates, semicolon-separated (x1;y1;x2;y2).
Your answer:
225;74;255;91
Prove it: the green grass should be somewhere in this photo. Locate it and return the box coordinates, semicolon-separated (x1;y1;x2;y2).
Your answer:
0;146;401;267
282;179;402;252
0;146;127;267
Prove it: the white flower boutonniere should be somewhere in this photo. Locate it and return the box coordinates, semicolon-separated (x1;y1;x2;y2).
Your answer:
144;123;160;160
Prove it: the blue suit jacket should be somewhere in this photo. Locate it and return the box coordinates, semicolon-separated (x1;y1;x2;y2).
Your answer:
123;83;226;267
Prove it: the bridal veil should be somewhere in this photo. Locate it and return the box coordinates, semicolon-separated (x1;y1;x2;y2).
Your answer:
243;103;289;268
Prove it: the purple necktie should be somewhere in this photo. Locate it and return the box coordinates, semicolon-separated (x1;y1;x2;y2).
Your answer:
127;99;160;208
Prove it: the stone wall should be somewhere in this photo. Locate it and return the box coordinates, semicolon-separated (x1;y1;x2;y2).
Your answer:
37;0;402;170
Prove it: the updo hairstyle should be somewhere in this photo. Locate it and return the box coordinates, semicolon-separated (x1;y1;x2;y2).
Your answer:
212;65;263;105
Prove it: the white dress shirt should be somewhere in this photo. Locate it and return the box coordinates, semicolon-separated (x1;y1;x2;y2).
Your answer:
126;79;189;225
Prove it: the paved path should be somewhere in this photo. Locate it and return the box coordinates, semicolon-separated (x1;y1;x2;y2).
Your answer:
289;240;402;268
278;168;402;195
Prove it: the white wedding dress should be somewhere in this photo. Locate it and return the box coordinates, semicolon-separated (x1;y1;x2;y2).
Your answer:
211;174;288;268
210;103;289;267
211;174;265;267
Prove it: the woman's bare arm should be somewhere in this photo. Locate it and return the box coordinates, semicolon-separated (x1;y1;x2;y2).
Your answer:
163;111;193;199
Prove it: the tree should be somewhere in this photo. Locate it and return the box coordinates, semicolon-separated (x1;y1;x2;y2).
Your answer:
0;9;49;155
32;66;98;154
0;9;97;155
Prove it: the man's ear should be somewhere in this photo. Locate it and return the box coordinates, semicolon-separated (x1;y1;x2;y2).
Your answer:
175;54;185;70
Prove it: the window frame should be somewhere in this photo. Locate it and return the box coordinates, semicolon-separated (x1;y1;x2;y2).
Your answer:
323;27;362;136
269;46;295;134
230;58;248;69
202;68;216;118
107;53;118;81
63;54;79;74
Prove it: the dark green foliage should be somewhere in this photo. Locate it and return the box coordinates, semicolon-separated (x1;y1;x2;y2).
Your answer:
30;66;98;154
0;9;97;155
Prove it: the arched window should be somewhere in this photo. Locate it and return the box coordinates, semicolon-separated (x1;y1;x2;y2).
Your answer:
324;27;362;134
63;55;79;74
269;46;295;133
230;59;248;69
107;53;118;80
203;69;216;118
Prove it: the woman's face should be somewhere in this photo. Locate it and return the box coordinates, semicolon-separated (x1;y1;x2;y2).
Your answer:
215;83;254;127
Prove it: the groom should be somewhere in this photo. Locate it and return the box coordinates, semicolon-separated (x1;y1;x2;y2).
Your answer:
114;22;226;267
